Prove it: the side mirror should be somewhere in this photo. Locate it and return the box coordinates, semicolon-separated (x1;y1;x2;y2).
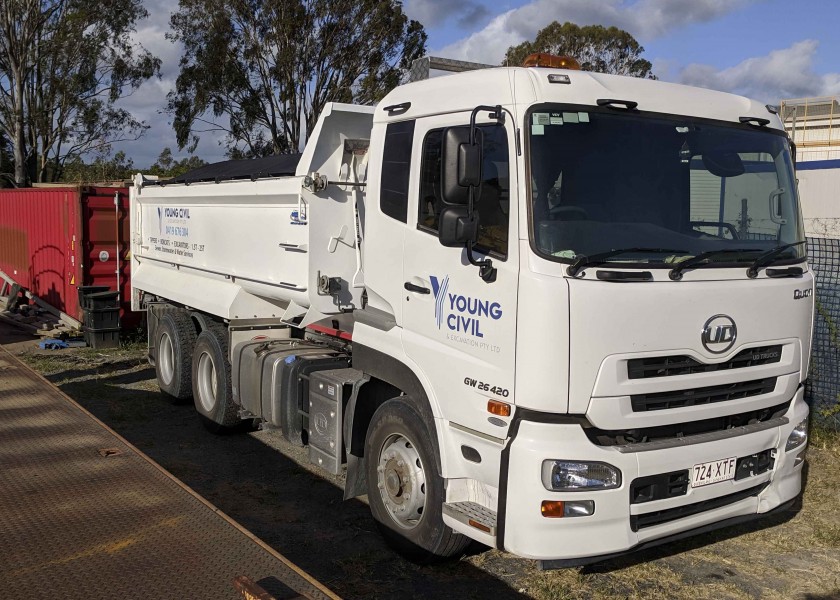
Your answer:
438;206;479;247
442;127;483;205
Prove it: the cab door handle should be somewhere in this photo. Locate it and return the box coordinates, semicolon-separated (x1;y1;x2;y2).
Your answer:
404;282;430;294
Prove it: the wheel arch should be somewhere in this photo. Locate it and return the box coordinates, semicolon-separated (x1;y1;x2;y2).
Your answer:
344;343;443;499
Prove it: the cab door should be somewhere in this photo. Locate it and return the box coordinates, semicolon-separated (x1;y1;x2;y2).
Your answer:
401;115;519;438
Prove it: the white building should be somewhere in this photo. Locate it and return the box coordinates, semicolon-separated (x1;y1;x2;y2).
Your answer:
781;97;840;238
781;96;840;162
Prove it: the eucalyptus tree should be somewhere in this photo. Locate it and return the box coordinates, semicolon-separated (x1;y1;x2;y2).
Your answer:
0;0;159;184
504;21;655;79
168;0;426;156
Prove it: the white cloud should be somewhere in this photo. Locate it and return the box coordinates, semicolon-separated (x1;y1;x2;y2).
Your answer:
437;0;756;64
405;0;491;29
677;40;840;102
111;0;229;168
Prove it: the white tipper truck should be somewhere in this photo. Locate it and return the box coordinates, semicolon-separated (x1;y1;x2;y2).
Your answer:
130;55;813;567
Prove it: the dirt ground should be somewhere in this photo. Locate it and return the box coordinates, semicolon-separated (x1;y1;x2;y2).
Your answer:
2;322;839;600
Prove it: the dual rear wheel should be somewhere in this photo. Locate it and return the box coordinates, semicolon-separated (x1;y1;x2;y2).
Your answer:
191;325;242;432
153;310;241;432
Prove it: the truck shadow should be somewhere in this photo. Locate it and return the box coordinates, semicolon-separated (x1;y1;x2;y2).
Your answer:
55;366;531;600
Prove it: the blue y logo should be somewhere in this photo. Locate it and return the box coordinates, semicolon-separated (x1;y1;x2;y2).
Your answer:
429;275;449;329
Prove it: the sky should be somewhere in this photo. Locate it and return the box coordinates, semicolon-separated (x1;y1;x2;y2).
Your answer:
115;0;840;168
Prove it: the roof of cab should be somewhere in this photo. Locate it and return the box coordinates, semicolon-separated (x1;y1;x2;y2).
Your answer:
375;67;783;132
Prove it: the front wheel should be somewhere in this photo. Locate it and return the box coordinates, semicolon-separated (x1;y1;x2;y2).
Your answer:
191;325;242;433
365;397;469;563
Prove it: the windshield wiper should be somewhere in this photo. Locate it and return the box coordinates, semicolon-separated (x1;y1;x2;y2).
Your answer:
746;241;806;278
668;248;758;281
567;248;688;277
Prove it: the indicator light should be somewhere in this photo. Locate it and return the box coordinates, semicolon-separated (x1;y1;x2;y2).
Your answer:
540;500;595;518
487;400;511;417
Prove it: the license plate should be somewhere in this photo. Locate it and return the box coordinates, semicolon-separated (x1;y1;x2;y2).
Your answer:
691;457;737;488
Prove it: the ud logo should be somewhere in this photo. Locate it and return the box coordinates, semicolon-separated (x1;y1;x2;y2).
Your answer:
701;314;737;354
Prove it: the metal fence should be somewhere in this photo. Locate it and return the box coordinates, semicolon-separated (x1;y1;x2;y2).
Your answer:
806;236;840;426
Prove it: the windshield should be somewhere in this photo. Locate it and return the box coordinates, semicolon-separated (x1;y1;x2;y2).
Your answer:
527;106;805;268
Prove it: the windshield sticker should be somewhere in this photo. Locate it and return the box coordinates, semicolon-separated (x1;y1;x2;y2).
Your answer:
531;124;545;135
578;112;590;123
533;113;550;125
550;114;563;125
563;112;579;123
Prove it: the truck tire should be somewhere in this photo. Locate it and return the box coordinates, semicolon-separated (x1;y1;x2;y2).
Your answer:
155;311;196;402
364;397;470;563
191;325;242;433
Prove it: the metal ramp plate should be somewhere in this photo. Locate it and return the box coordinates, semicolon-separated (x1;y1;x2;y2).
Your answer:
0;349;339;600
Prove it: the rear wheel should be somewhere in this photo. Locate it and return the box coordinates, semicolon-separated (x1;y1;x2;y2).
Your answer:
365;397;469;563
191;325;242;433
155;311;196;402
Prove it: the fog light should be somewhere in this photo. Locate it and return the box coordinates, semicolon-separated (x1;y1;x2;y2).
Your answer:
785;419;808;452
541;499;595;518
793;449;807;467
542;460;621;491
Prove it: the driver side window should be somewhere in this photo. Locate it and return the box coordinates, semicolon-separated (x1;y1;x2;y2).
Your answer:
417;124;510;257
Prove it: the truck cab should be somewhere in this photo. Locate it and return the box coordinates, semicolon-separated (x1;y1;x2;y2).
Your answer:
357;61;811;564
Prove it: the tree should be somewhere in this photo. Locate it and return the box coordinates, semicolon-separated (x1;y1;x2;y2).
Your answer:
147;147;207;178
0;0;160;185
168;0;426;157
60;148;136;183
504;22;654;79
0;131;12;187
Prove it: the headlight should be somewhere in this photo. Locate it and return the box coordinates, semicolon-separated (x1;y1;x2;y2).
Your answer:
785;418;808;452
541;460;621;491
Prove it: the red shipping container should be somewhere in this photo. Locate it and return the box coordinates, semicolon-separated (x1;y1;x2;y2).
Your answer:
0;185;140;328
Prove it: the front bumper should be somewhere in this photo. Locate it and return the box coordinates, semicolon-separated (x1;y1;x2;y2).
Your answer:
501;388;808;561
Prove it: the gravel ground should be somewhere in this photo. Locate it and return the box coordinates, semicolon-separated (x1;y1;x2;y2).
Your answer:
3;322;839;600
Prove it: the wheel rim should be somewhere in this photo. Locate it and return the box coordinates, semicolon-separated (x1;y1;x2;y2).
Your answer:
196;351;217;412
158;332;175;386
376;434;427;530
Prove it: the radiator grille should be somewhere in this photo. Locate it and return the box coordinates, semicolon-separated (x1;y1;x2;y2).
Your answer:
627;345;783;379
586;401;790;447
630;378;777;412
630;483;768;531
630;470;689;505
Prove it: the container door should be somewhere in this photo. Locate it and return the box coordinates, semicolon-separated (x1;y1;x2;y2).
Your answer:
82;188;138;326
401;116;519;438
